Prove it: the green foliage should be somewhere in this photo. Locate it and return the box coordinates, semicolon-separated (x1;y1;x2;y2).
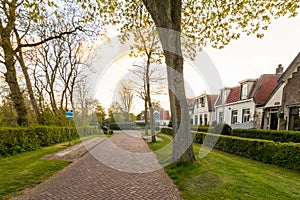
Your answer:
109;122;136;130
191;125;209;132
97;0;300;50
160;128;300;170
232;128;300;143
0;126;98;157
0;143;70;198
161;127;173;136
193;131;300;170
210;123;232;135
162;144;300;200
95;104;106;124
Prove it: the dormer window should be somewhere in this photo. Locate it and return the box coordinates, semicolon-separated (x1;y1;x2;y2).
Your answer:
200;97;205;107
241;84;248;99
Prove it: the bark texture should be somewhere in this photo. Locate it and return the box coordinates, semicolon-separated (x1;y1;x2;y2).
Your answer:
142;0;195;162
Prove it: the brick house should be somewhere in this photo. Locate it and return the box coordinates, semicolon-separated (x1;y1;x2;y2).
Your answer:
262;53;300;130
281;53;300;130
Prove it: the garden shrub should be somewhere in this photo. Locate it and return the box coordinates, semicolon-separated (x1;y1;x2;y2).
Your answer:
232;129;300;143
160;128;300;170
194;131;300;170
0;126;98;157
109;122;136;130
209;123;232;135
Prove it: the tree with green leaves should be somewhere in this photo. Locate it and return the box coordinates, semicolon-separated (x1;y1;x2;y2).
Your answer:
95;103;106;125
0;0;99;126
97;0;299;162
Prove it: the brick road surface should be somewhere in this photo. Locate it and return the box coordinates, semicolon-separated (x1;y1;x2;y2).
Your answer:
13;131;181;200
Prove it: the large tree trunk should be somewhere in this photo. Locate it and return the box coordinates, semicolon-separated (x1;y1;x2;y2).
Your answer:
144;99;149;136
143;0;195;162
146;59;156;142
16;50;43;124
2;41;28;126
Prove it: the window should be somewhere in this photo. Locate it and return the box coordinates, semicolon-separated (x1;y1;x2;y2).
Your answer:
241;84;248;99
195;115;198;125
219;112;224;123
231;110;238;124
242;109;250;123
200;97;205;107
204;114;208;125
200;115;203;125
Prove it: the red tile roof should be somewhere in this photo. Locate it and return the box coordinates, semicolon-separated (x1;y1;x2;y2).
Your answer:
224;74;279;106
253;75;279;105
226;87;241;104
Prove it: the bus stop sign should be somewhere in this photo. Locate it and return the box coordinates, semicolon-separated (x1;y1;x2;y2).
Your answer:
66;110;74;118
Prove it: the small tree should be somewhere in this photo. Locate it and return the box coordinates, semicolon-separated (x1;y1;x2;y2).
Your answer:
95;103;106;125
118;80;135;122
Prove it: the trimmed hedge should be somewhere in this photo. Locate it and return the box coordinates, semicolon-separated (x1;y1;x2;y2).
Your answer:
160;128;300;170
191;125;209;133
232;129;300;143
110;122;136;130
0;126;99;157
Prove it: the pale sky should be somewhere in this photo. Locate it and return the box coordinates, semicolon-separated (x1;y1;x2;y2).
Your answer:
87;14;300;115
205;14;300;87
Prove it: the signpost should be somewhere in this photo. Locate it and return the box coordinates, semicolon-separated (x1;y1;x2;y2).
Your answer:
66;110;74;146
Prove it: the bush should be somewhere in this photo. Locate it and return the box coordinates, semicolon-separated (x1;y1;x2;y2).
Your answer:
0;126;98;157
232;129;300;143
161;127;172;136
109;122;136;130
193;131;300;170
210;123;232;135
160;128;300;170
191;125;209;132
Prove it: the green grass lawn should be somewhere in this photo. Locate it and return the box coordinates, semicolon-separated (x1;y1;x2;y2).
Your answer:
0;136;99;199
149;134;300;200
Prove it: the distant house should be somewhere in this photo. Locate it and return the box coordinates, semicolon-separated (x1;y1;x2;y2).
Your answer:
215;67;281;129
142;109;171;126
187;98;195;124
192;94;218;126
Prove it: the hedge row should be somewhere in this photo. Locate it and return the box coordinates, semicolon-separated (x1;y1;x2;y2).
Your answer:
190;126;300;143
232;129;300;143
160;128;300;170
109;122;136;130
0;126;99;157
190;125;209;132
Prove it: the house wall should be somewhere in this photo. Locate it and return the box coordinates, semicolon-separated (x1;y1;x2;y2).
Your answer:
282;66;300;106
265;84;284;108
282;65;300;130
263;84;285;130
193;95;216;125
218;100;256;128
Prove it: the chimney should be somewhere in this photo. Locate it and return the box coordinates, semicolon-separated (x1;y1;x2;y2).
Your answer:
276;64;283;75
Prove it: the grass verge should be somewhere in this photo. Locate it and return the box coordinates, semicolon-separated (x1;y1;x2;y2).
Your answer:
0;136;98;199
149;133;300;200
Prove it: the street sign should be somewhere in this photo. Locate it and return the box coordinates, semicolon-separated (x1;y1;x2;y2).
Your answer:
154;112;160;120
66;110;74;118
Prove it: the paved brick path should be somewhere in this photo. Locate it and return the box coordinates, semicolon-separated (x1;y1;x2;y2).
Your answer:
13;131;181;200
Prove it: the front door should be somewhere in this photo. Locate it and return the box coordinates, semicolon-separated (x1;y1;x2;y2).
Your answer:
270;113;278;130
289;107;300;131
